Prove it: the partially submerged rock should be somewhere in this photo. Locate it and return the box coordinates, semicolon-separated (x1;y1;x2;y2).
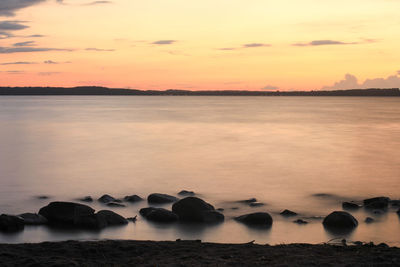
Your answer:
365;217;375;224
323;211;358;230
390;200;400;207
140;207;178;223
172;197;224;223
0;214;25;232
124;195;143;203
280;209;298;217
79;196;93;202
178;190;195;196
342;202;361;210
106;202;126;208
293;219;308;225
363;197;390;210
18;213;48;225
237;198;257;204
249;202;265;207
98;194;120;204
39;202;95;225
96;210;128;226
148;193;178;204
235;212;273;226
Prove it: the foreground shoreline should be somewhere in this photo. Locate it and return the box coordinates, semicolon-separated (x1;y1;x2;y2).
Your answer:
0;240;398;266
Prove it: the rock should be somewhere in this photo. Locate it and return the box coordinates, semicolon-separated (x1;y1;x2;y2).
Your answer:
79;196;93;202
231;207;239;210
397;208;400;216
178;190;195;196
106;202;126;208
249;202;264;207
172;197;224;223
293;219;308;224
124;195;143;203
139;207;178;223
280;209;298;216
216;208;224;212
39;201;95;225
237;198;257;204
148;193;179;204
0;214;25;232
363;197;390;210
127;216;137;222
365;217;374;223
322;211;358;229
342;202;361;210
390;200;400;207
36;195;49;200
76;210;128;229
18;213;48;225
96;210;128;226
235;212;273;226
98;194;120;204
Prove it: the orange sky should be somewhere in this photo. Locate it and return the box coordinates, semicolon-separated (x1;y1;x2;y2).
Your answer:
1;0;400;90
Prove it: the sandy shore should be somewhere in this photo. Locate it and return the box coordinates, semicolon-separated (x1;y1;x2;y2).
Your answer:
0;240;398;266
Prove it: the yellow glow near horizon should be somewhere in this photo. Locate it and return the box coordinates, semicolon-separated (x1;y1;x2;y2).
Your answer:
0;0;399;90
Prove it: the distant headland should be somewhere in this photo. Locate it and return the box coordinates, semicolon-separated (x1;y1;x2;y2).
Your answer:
0;87;399;96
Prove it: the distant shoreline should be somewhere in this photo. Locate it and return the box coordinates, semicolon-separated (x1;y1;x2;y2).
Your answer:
1;87;400;96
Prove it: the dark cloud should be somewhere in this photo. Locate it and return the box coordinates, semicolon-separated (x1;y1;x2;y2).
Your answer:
0;61;36;65
261;85;279;90
0;46;72;53
44;60;57;64
13;40;35;46
243;43;271;48
0;0;45;17
0;20;29;31
0;31;13;39
322;72;400;90
85;47;114;52
27;34;45;38
152;40;176;45
292;39;365;46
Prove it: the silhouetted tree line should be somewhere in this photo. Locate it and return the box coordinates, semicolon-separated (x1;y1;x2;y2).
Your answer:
0;87;399;96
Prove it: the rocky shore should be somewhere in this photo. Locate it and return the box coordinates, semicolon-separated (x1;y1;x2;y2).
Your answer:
0;239;399;266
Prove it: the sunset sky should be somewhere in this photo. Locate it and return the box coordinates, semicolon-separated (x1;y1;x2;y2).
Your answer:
1;0;400;91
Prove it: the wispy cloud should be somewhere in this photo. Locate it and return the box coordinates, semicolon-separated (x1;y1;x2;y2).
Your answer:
0;46;72;53
152;40;177;45
261;85;279;90
38;71;61;76
83;1;112;5
218;47;236;51
293;39;377;47
0;61;36;65
85;47;114;52
0;20;29;31
243;43;271;48
13;40;35;46
0;0;45;17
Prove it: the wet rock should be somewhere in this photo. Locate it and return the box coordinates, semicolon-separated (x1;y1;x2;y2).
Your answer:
322;211;358;230
98;194;120;204
363;197;390;210
39;201;95;225
124;195;143;203
140;207;178;223
178;190;195;196
293;219;308;224
172;197;224;223
79;196;93;202
312;193;335;198
76;210;128;229
390;200;400;207
237;198;257;204
36;195;49;200
0;214;25;232
235;212;273;226
280;209;298;217
365;217;374;224
106;202;126;208
342;202;361;210
231;207;239;210
127;216;137;222
249;202;265;207
217;208;224;212
96;210;128;226
18;213;48;225
147;193;178;204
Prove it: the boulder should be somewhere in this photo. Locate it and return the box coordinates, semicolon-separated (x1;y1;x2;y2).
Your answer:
98;194;120;204
172;197;224;223
38;201;95;225
280;209;297;217
178;190;195;196
75;210;128;229
139;207;178;223
323;211;358;229
18;213;48;225
342;202;361;210
106;202;126;208
148;193;178;204
237;198;257;204
124;195;143;203
235;212;273;226
390;200;400;207
363;197;390;210
79;196;93;202
96;210;128;226
293;219;308;224
0;214;25;232
365;217;374;223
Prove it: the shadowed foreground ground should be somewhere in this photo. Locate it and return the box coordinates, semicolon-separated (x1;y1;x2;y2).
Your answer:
0;240;399;266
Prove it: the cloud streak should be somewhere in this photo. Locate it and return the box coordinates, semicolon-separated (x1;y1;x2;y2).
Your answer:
0;46;72;53
0;20;29;31
0;0;45;17
85;47;114;51
243;43;271;48
152;40;177;45
293;39;377;47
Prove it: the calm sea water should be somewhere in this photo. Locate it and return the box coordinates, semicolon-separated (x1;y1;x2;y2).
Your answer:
0;96;399;245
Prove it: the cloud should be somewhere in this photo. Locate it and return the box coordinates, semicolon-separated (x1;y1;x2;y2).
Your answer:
0;20;29;31
152;40;176;45
0;46;72;53
0;70;25;74
27;34;45;38
398;70;400;75
0;61;36;65
0;0;45;17
13;40;35;46
0;31;13;39
83;1;112;5
293;39;377;47
243;43;271;48
38;71;61;75
44;60;57;64
218;47;236;51
322;72;400;90
85;47;114;51
261;85;279;90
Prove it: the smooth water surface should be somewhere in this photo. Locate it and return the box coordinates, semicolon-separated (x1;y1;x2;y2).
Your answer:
0;96;399;245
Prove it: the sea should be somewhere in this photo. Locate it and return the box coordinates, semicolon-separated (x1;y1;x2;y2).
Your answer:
0;96;399;245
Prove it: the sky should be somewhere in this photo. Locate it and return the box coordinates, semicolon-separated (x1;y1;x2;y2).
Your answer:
0;0;400;91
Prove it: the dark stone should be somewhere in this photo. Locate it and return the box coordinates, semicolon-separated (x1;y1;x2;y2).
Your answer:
172;197;224;223
237;198;257;203
147;193;178;204
235;212;273;226
280;209;298;217
178;190;195;196
39;202;95;225
127;216;137;222
96;210;128;226
342;202;361;210
106;202;126;208
390;200;400;207
363;197;390;210
249;202;264;207
323;211;358;229
124;195;143;203
365;217;374;223
98;194;120;204
293;219;308;224
36;195;49;200
74;214;107;229
216;208;224;212
139;207;178;223
0;214;25;232
79;196;93;202
18;213;48;225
